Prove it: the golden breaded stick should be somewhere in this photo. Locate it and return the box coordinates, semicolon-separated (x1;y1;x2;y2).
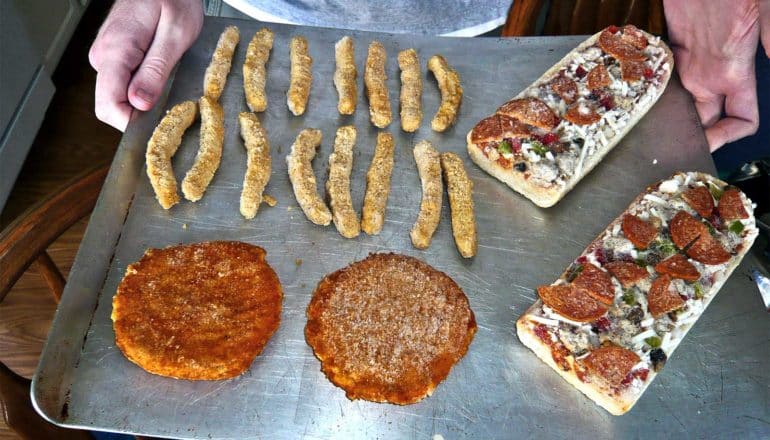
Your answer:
181;96;224;202
398;48;422;132
428;55;463;132
334;36;357;115
286;129;332;225
238;112;272;219
410;140;442;249
364;41;392;128
146;101;197;210
287;36;313;116
361;132;395;235
326;126;360;238
440;152;477;258
204;26;240;100
243;28;274;112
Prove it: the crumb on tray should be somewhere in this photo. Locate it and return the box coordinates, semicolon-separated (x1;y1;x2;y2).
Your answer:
263;194;277;207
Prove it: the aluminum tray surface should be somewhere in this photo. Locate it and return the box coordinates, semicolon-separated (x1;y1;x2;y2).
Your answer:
33;17;770;439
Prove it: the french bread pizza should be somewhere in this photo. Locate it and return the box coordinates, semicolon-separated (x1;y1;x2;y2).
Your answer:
467;25;673;207
516;172;758;415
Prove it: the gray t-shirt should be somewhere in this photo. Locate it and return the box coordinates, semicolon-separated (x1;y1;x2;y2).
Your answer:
206;0;509;36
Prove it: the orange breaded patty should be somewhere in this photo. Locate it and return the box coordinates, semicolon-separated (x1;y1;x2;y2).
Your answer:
112;241;282;380
305;253;476;404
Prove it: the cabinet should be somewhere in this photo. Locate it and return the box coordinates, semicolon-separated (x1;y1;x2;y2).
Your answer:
0;0;88;211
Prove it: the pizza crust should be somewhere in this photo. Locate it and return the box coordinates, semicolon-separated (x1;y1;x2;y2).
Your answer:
516;319;636;415
467;28;674;208
467;142;561;207
516;172;758;414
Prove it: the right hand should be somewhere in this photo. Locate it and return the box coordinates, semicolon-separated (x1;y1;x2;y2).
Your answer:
664;0;761;151
89;0;203;131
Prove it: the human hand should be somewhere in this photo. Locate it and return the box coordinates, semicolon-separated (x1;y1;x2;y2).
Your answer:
664;0;760;151
89;0;203;131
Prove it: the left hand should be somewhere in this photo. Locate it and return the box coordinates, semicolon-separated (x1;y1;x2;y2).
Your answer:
664;0;760;151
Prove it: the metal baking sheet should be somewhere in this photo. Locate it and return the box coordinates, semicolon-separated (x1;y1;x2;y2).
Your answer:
32;17;770;439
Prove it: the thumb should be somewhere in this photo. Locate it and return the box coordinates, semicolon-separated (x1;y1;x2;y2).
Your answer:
127;41;180;111
128;2;202;110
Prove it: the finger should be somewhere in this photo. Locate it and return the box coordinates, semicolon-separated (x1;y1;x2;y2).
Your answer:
671;46;725;129
705;79;759;151
693;94;724;129
760;0;770;57
128;3;203;111
92;42;145;130
705;117;759;151
94;64;133;131
89;1;159;71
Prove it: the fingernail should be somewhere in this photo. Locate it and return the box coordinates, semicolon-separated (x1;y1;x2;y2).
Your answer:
135;88;155;104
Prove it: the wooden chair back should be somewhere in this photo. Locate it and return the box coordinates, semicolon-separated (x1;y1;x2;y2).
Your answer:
0;165;107;440
503;0;666;37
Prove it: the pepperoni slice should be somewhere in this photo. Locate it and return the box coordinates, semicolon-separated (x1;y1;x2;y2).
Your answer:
497;97;560;130
648;274;685;317
537;284;608;322
564;102;602;125
573;263;615;305
500;114;534;139
621;25;648;50
682;186;715;218
621;214;658;250
687;234;731;265
668;211;730;265
605;261;649;288
551;75;578;104
654;254;700;281
470;114;531;144
582;344;641;387
620;59;645;82
587;64;611;90
598;30;646;62
717;188;749;221
669;211;706;250
470;115;502;144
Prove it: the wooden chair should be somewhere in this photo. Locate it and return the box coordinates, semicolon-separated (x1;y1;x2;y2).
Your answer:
502;0;667;37
0;165;108;440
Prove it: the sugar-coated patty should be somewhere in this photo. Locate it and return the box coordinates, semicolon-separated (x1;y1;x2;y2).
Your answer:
305;253;476;404
112;241;282;380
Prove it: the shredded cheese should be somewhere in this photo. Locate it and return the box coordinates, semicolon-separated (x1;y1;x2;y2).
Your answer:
526;315;560;327
643;194;668;205
632;329;658;346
